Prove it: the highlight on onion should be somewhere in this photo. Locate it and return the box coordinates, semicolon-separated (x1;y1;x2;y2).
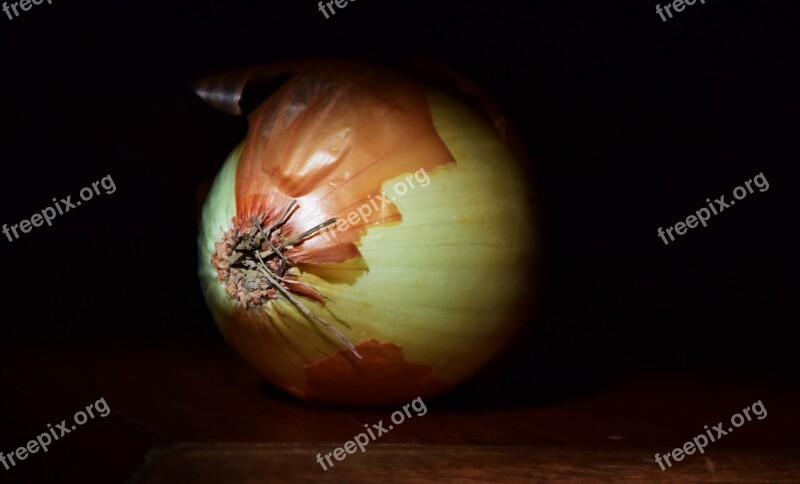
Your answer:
194;59;537;405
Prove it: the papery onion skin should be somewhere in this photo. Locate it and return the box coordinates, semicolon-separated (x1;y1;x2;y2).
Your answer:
197;59;537;405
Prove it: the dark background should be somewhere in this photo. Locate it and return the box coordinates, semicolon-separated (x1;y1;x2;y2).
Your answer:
0;0;798;404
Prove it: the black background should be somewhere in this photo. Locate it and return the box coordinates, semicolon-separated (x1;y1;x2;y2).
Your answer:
0;0;798;403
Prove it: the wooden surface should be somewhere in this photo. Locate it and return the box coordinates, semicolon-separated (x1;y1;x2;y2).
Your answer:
134;445;800;483
1;344;798;483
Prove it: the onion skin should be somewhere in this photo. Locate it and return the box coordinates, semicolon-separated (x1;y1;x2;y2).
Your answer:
197;60;537;405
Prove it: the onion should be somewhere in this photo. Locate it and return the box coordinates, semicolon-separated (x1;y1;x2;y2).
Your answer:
195;59;537;405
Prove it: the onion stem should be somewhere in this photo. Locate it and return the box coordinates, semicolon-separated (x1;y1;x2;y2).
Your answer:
215;199;360;359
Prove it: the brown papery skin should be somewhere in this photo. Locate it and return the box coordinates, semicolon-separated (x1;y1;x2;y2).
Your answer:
213;60;457;266
302;339;448;405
